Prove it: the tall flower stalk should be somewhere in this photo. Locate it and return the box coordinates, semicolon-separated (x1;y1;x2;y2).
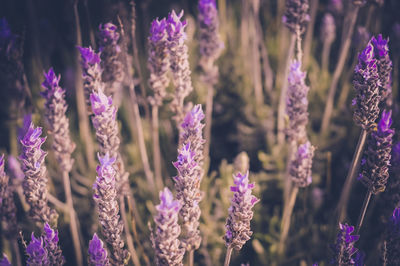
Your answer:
223;172;259;266
337;40;381;222
93;153;128;265
198;0;223;164
19;122;57;225
148;18;170;191
167;10;194;126
173;105;205;265
41;68;82;266
151;187;185;266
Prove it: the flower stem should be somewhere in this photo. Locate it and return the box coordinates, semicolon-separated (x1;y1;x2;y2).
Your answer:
189;250;194;266
224;247;233;266
152;105;164;191
62;171;83;266
337;129;368;222
355;190;372;234
11;239;22;266
203;82;214;165
278;186;299;257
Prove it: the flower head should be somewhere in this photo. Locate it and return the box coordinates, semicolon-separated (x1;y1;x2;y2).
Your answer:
371;34;389;58
79;46;101;67
289;141;315;187
0;254;11;266
26;234;49;266
88;233;110;266
282;0;310;34
149;18;168;44
167;10;187;40
43;223;65;265
331;223;360;265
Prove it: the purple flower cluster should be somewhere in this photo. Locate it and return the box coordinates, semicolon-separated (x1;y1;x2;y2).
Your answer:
224;171;259;250
198;0;223;81
282;0;310;34
0;155;18;239
331;223;360;265
173;105;205;250
359;110;394;194
384;207;400;265
352;41;380;131
98;23;123;99
88;233;110;266
92;153;128;265
78;46;103;113
371;34;393;108
43;223;65;265
26;234;49;266
148;18;170;106
289;141;315;187
167;10;194;124
151;187;185;265
20;123;57;224
0;254;11;266
285;60;310;143
41;68;76;172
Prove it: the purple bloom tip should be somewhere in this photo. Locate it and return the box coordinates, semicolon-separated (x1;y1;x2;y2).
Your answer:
371;34;389;58
44;223;59;243
150;18;167;43
377;110;392;133
181;104;205;130
167;10;187;37
78;46;101;65
88;233;108;264
20;123;45;147
26;233;48;264
157;187;181;213
90;90;113;115
358;41;375;66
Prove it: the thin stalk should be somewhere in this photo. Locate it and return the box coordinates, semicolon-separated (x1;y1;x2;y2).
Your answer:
62;171;83;266
337;129;368;222
47;193;68;212
72;0;95;169
320;6;360;135
277;33;296;145
223;247;233;266
11;239;22;266
284;142;295;207
278;186;299;256
119;196;141;266
355;190;372;234
188;250;194;266
151;105;164;191
321;40;333;74
250;7;263;107
303;0;319;67
203;82;214;166
83;0;96;49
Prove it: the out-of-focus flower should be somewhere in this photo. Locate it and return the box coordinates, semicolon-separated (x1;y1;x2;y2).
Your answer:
148;18;170;107
289;141;315;187
98;23;123;100
167;10;193;125
151;187;185;265
26;234;49;266
352;41;380;131
88;233;110;266
7;155;24;184
93;153;128;265
282;0;310;34
20;123;57;224
359;110;394;194
331;223;360;265
224;171;259;250
43;223;65;265
0;254;11;266
41;68;76;172
285;61;310;143
320;13;336;44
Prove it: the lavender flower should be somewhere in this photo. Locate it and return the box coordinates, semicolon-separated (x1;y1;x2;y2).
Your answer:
78;46;103;113
93;153;128;265
167;10;194;125
285;61;310;143
224;171;259;250
148;18;170;106
173;104;205;250
20;123;57;224
359;110;394;194
41;68;76;172
384;207;400;265
198;0;223;81
0;254;11;266
26;233;49;266
0;155;18;239
282;0;310;34
43;223;65;265
352;41;380;131
331;223;360;265
371;34;393;108
98;23;123;99
7;155;24;184
90;90;128;194
289;141;315;187
88;233;110;266
320;13;336;44
151;187;185;265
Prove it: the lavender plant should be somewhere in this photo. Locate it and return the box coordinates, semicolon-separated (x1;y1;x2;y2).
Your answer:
331;223;360;265
282;0;310;35
167;10;194;126
20;122;57;224
289;141;315;188
92;153;128;265
223;171;259;266
43;223;65;265
88;233;110;266
151;187;185;266
26;234;49;266
98;23;123;101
